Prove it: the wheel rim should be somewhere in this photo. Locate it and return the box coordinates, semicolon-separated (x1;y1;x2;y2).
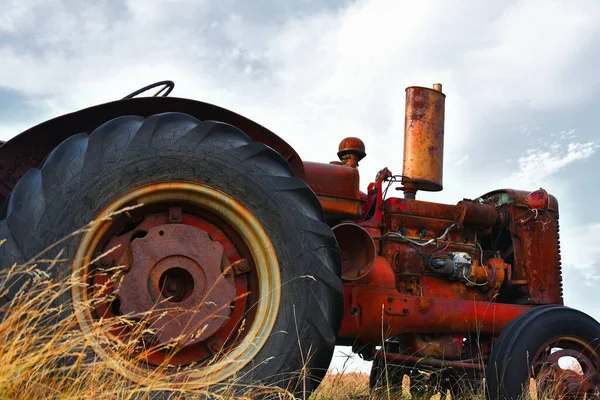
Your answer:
532;336;600;399
72;182;281;388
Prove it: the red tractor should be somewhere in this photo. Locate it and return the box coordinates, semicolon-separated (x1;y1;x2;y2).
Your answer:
0;81;598;399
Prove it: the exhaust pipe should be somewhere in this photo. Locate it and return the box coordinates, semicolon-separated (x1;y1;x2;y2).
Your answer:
401;83;446;199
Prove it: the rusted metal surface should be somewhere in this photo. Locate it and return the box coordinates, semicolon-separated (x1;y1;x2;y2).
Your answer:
75;182;281;386
303;161;362;220
315;86;567;379
401;84;446;195
379;351;484;370
339;287;531;343
338;253;528;342
0;96;305;202
333;223;376;281
411;334;464;359
532;337;600;398
92;209;252;366
378;195;503;301
483;189;563;304
454;200;499;230
117;224;236;346
337;137;366;168
485;258;507;292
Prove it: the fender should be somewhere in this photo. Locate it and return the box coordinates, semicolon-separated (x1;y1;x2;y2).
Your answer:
0;97;304;202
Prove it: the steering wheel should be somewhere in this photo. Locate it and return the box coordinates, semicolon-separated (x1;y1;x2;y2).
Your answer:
122;80;175;99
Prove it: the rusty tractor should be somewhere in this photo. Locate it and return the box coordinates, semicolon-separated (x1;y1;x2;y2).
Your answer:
0;81;598;399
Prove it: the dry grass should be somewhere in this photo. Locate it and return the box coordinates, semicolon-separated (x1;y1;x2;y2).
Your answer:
311;371;462;400
0;257;581;400
0;218;585;399
310;371;370;399
0;262;302;399
311;370;580;400
0;216;297;399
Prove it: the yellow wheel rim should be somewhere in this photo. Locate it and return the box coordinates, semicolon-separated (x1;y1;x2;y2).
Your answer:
72;182;281;388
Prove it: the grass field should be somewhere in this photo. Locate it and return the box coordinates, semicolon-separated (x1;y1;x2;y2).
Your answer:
310;370;551;400
0;282;562;399
0;258;481;400
0;229;568;399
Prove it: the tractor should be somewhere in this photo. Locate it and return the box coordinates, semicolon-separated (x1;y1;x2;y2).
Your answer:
0;81;598;399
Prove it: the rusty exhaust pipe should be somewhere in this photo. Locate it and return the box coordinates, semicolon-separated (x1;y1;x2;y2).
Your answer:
401;83;446;199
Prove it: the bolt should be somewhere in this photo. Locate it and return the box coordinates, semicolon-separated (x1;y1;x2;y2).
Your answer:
350;306;358;315
232;259;250;275
388;296;394;302
403;308;409;314
169;207;182;222
100;257;110;267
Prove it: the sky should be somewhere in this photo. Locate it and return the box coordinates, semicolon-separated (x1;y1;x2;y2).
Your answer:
1;0;599;373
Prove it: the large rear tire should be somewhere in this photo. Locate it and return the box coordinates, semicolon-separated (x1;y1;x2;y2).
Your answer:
0;113;343;398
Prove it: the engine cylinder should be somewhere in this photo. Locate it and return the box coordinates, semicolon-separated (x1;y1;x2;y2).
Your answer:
402;84;446;196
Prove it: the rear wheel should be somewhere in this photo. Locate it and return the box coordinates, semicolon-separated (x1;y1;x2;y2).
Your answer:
486;305;600;399
0;113;343;397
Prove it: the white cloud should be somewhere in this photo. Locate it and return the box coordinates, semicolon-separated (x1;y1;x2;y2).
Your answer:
461;0;599;109
562;223;600;271
510;141;596;185
560;222;600;321
2;0;598;183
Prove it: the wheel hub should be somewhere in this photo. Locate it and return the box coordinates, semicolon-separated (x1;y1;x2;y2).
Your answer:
117;224;237;346
533;339;600;399
73;182;281;387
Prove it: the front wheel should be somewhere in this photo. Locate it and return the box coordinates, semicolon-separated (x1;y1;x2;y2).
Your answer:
0;113;343;398
486;305;600;399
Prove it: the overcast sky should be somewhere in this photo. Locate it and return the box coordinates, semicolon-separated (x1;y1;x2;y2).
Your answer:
1;0;599;373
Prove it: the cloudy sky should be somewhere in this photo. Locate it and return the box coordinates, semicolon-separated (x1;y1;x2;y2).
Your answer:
1;0;599;373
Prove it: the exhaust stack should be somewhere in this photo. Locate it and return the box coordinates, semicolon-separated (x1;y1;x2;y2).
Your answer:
401;83;446;199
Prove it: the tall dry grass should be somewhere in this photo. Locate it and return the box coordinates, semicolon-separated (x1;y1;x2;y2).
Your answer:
0;219;585;399
0;256;583;399
311;370;569;400
0;216;298;399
